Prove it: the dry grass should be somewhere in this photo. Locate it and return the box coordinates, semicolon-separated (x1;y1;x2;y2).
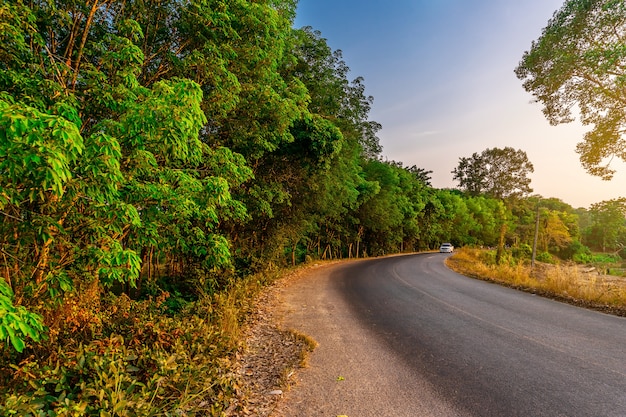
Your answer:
287;329;318;368
447;247;626;316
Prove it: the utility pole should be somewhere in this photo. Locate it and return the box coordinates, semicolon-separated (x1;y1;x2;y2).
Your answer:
531;203;540;267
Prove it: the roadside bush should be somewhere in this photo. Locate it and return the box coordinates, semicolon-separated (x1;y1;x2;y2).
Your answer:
591;253;622;264
0;275;275;416
512;244;532;260
560;240;591;262
1;262;286;415
573;252;593;264
447;247;626;311
1;326;243;416
478;249;497;265
536;251;556;264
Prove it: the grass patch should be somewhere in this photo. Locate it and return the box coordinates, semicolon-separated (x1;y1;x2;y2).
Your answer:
446;247;626;316
287;329;317;368
272;330;317;393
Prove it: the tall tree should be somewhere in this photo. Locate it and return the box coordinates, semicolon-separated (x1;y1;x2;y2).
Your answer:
585;198;626;252
516;0;626;179
291;27;382;160
465;196;503;246
229;25;382;266
0;0;275;351
452;147;534;199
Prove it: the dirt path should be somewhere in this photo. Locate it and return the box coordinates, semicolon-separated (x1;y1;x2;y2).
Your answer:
268;260;465;417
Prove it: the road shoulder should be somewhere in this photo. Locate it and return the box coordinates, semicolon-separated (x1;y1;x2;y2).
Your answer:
268;259;464;417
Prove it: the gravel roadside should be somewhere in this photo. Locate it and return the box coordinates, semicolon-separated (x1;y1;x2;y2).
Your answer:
236;260;465;417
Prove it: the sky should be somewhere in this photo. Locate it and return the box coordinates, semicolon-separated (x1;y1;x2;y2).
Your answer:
293;0;626;209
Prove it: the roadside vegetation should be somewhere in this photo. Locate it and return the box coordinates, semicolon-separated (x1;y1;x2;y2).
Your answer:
447;247;626;316
0;267;283;416
2;0;626;415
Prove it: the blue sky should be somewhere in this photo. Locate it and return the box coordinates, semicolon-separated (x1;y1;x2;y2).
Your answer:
294;0;626;209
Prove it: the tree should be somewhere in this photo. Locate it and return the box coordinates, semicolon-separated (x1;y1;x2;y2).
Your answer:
291;27;382;160
452;147;534;199
515;0;626;180
0;0;269;352
539;209;575;253
509;197;580;258
433;190;476;246
222;24;382;268
584;198;626;252
356;160;406;255
465;195;503;246
406;165;433;186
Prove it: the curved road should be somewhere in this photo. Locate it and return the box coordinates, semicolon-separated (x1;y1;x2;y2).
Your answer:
276;253;626;416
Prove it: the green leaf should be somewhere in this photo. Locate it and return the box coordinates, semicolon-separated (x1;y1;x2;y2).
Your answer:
6;326;25;353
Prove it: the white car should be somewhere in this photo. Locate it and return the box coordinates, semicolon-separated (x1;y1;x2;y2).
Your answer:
439;243;454;253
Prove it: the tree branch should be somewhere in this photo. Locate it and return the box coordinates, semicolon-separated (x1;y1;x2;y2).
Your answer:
71;0;102;88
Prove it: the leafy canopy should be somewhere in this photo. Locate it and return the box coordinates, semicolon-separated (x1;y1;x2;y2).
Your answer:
516;0;626;179
452;147;534;199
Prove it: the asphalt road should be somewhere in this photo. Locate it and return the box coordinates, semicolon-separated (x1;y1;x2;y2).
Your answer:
275;254;626;417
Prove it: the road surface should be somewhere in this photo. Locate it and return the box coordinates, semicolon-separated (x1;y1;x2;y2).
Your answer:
275;253;626;417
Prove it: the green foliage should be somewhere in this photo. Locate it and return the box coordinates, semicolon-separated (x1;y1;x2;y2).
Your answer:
5;0;624;413
561;240;592;262
0;92;139;322
516;0;626;179
0;293;248;416
0;0;255;350
590;252;622;264
452;147;534;199
512;244;533;260
536;251;556;264
583;198;626;252
0;279;45;353
0;98;83;201
573;251;593;264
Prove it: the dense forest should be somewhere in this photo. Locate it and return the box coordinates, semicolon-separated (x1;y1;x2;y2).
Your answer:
1;0;626;414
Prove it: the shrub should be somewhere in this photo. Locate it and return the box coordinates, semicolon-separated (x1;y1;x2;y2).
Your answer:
511;244;532;260
536;251;555;264
478;249;497;265
591;253;621;264
0;288;253;416
560;240;591;262
573;252;593;264
1;328;244;416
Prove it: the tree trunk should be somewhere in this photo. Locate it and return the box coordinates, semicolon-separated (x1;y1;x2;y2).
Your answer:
531;205;539;267
495;223;508;265
71;0;102;88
